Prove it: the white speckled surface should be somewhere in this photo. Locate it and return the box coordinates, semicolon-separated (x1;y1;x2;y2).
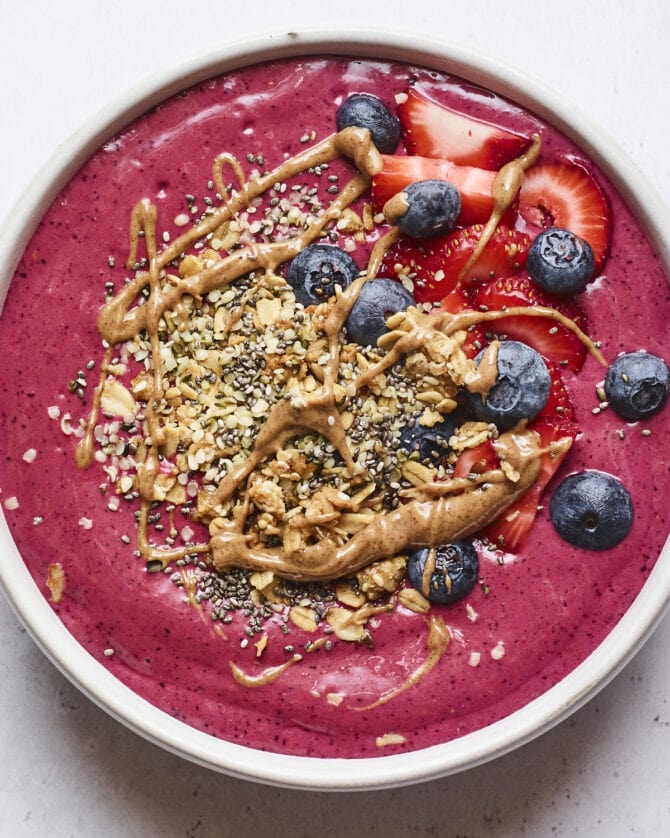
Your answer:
1;0;669;834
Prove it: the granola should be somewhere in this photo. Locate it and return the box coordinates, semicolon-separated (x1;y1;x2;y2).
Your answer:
70;101;584;647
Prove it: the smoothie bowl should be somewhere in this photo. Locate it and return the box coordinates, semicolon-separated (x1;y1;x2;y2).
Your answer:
0;30;669;790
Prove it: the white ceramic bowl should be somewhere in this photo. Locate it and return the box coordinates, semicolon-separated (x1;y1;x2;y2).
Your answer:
1;28;669;790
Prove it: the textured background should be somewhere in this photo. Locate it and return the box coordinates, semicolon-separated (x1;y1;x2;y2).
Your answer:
1;1;669;835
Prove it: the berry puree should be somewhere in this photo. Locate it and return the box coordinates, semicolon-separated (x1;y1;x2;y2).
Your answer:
0;56;669;759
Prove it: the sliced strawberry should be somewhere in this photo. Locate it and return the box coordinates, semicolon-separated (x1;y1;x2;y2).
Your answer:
445;226;531;289
378;233;460;303
485;417;576;552
473;275;588;372
378;225;530;304
453;440;499;479
484;362;577;552
518;160;612;270
372;154;497;225
438;284;476;311
537;358;577;424
398;88;532;170
435;286;485;358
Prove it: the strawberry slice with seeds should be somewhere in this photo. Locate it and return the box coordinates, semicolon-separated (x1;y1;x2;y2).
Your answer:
537;359;577;425
448;226;532;289
378;234;461;303
430;224;530;291
378;224;531;303
453;440;499;479
435;286;485;358
372;154;497;225
398;88;532;170
518;160;612;270
484;362;577;552
473;275;588;372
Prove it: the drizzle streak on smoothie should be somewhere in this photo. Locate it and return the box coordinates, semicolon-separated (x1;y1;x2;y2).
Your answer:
75;346;113;469
421;548;438;599
230;653;303;688
352;615;451;711
46;562;65;604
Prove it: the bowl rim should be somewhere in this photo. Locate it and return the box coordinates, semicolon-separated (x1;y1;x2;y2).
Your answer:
1;25;669;791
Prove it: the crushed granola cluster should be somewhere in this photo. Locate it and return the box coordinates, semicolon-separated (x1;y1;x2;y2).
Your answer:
74;143;496;647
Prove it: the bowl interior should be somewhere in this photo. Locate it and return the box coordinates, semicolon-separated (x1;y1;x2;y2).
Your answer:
1;29;669;790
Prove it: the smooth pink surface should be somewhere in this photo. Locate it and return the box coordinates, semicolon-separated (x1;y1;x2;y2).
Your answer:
0;57;668;759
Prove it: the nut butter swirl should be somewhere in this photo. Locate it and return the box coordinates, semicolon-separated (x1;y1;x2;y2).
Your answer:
207;428;543;582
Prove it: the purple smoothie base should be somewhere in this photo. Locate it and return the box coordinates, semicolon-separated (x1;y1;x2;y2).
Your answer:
0;57;668;760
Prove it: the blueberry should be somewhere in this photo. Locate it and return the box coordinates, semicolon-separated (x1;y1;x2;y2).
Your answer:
396;180;461;239
335;93;400;154
604;351;669;421
399;415;456;465
527;227;595;294
466;341;550;431
345;278;415;346
550;470;633;550
286;244;360;307
407;542;479;604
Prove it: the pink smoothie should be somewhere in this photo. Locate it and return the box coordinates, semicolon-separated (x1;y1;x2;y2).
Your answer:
0;56;668;759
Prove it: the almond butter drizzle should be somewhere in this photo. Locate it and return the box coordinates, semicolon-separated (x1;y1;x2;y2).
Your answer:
230;653;303;688
46;561;66;604
421;547;437;599
352;615;450;711
77;125;604;583
457;133;542;282
207;427;542;581
212;152;247;201
75;346;113;469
